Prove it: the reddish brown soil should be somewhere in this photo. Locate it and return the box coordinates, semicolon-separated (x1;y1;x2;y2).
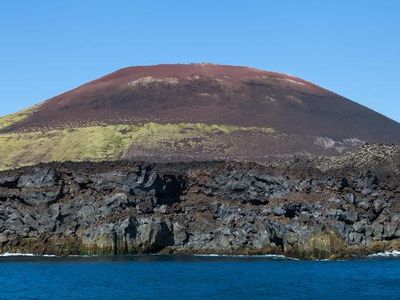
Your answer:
8;63;400;143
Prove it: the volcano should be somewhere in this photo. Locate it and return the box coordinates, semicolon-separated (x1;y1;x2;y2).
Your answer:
1;63;399;169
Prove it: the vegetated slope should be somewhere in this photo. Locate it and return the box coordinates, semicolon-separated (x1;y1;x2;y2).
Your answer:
1;63;400;169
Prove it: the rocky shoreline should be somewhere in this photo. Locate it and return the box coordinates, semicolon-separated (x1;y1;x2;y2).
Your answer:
0;144;399;259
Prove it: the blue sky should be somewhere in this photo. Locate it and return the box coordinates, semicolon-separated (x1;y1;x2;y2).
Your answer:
1;0;399;122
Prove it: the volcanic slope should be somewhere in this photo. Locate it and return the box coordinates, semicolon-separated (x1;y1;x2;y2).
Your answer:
1;63;400;170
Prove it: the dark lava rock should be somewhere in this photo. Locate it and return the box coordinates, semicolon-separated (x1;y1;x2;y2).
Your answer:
0;146;399;259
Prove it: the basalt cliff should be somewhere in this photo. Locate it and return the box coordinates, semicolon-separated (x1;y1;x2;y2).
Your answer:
1;144;399;259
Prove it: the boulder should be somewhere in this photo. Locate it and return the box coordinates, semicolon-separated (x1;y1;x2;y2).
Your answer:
17;168;56;188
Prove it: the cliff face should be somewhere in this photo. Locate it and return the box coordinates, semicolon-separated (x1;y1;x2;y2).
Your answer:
0;145;399;259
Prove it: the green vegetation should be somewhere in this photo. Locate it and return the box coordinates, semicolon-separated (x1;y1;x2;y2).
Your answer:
0;122;276;170
0;107;37;131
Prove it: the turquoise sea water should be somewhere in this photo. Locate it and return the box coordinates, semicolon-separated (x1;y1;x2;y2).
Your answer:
0;255;399;300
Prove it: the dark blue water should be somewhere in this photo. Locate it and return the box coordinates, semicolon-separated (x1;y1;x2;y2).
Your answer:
0;255;399;300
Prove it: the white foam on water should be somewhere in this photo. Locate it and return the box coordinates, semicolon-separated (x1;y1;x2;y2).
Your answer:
193;254;298;260
0;253;57;257
0;253;36;257
68;255;94;258
368;250;400;257
0;253;303;260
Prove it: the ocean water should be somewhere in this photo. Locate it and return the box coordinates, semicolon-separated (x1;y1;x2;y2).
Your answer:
0;255;399;300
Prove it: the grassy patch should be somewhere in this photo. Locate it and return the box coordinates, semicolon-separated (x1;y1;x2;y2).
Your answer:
0;107;37;131
0;123;275;170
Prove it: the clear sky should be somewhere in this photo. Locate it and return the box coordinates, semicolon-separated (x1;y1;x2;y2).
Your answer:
1;0;399;122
